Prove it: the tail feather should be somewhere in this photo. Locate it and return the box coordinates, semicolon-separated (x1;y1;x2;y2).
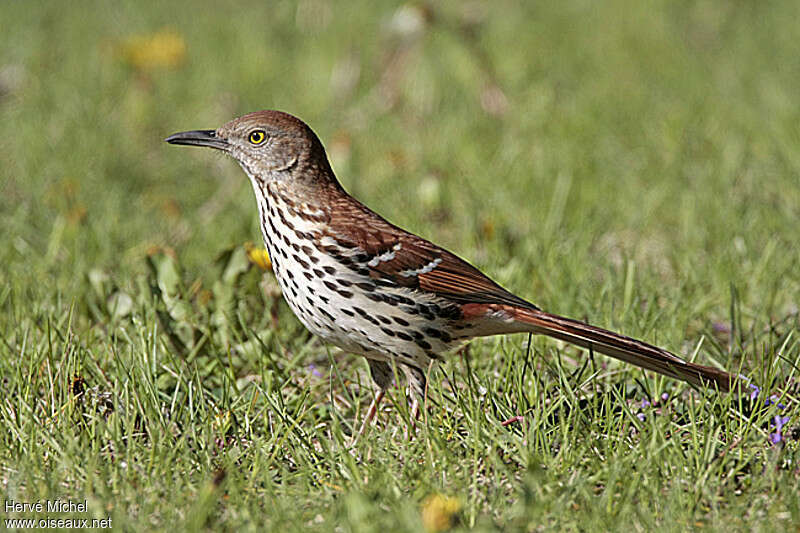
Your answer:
512;308;735;392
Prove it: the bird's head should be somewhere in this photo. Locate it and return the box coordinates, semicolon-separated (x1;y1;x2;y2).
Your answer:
166;110;333;184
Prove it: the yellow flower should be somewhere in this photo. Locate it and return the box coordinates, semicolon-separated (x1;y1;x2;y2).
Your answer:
119;28;186;71
421;494;461;532
245;242;272;271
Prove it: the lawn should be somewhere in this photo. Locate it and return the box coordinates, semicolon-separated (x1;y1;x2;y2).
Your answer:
1;1;798;531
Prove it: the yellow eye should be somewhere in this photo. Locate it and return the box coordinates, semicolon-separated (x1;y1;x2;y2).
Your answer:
248;130;267;145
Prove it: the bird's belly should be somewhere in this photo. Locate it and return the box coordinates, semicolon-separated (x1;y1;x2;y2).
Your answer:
272;259;458;368
262;237;459;368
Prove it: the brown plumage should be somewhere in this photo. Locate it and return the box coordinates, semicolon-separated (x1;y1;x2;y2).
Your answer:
167;110;737;433
324;185;734;392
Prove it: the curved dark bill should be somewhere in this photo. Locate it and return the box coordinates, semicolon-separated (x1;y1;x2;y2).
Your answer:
165;129;228;150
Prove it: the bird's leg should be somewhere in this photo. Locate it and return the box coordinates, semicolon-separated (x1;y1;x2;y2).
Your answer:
352;359;393;442
356;388;386;439
408;395;421;436
404;365;427;439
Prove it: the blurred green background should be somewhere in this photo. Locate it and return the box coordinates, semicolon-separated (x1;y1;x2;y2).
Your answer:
4;0;798;306
1;1;798;531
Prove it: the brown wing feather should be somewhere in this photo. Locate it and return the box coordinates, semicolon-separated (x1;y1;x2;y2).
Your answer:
324;192;538;310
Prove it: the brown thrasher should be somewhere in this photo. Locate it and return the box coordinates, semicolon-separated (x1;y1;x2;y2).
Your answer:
167;110;735;434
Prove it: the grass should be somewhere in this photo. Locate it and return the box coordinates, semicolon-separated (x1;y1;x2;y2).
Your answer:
1;0;799;530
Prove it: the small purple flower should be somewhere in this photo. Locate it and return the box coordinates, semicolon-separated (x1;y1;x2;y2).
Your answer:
748;383;760;401
635;397;654;422
308;364;322;378
769;415;791;445
661;392;669;402
712;322;732;334
764;395;786;410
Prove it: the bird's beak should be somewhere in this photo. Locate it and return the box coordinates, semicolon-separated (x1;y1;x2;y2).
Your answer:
165;129;229;150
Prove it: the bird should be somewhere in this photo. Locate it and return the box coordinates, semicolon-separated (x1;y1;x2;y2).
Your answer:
166;110;736;435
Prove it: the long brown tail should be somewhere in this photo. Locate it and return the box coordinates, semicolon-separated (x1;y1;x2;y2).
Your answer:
511;307;736;392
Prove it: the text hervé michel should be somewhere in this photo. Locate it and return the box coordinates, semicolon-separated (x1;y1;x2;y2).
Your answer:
5;499;88;514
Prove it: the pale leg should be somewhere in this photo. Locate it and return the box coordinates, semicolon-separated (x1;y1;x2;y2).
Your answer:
355;388;385;440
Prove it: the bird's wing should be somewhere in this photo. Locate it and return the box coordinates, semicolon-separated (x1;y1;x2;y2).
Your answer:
323;195;539;310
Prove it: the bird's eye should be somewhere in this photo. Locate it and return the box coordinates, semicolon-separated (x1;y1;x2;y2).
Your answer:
248;130;267;145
